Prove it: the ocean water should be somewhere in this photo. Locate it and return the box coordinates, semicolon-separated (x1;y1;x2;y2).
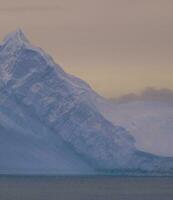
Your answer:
0;176;173;200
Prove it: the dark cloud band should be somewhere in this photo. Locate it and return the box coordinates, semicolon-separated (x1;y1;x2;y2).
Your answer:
112;88;173;104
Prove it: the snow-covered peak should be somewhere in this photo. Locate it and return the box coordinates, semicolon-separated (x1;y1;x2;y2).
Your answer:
0;29;67;82
0;29;93;92
2;29;29;46
0;29;33;57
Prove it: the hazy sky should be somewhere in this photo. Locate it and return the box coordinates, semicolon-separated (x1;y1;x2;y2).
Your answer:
0;0;173;98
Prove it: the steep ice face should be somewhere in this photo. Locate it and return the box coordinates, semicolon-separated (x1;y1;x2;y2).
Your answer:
0;30;173;175
0;102;94;174
0;30;136;172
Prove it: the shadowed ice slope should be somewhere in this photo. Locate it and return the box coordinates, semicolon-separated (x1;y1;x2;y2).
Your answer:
0;30;173;175
99;100;173;157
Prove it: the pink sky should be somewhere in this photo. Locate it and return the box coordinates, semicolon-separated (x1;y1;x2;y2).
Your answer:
0;0;173;97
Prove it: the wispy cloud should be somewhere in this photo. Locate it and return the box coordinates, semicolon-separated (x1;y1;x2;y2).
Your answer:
0;5;61;13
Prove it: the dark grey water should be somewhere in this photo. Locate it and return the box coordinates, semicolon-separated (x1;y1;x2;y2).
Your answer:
0;176;173;200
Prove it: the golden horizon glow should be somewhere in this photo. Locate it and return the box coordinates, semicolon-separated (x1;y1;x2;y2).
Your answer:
61;63;173;98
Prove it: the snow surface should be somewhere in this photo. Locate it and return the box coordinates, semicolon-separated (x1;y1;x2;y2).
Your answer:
98;100;173;157
0;29;173;175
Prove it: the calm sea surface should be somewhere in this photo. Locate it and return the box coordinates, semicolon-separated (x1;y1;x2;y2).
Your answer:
0;176;173;200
